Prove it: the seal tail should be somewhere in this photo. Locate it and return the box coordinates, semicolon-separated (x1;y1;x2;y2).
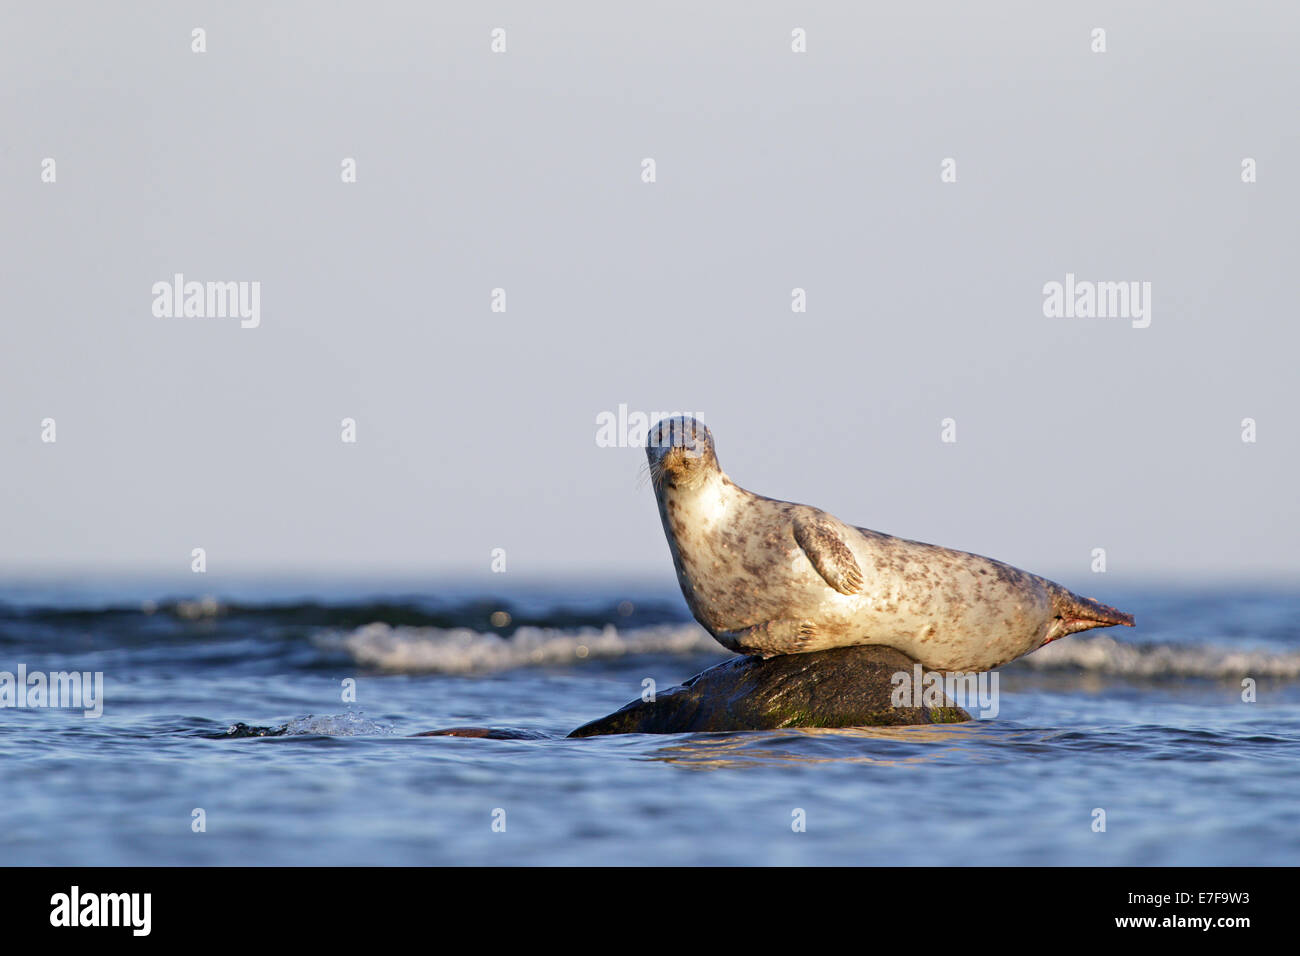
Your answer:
1044;584;1135;643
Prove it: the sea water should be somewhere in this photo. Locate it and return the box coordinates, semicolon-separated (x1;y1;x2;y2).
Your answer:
1;577;1297;865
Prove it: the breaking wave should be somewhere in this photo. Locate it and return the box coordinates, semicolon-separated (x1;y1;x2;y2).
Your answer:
323;625;1300;681
1016;635;1300;680
320;622;721;674
208;713;397;738
280;713;397;736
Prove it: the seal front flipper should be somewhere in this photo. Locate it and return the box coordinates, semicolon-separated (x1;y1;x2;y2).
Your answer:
792;515;865;595
714;619;819;657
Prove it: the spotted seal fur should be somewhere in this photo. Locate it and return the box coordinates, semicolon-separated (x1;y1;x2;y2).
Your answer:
646;416;1134;672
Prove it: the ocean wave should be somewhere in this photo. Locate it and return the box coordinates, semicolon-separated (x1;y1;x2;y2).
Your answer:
1017;635;1300;680
327;626;1300;680
280;713;397;736
321;622;722;674
0;595;685;637
208;713;397;738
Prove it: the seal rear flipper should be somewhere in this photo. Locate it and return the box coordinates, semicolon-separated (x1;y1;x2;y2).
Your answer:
792;515;865;595
1044;584;1135;643
714;619;819;656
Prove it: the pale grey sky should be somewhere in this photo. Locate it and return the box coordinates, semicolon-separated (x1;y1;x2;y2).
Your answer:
2;2;1297;585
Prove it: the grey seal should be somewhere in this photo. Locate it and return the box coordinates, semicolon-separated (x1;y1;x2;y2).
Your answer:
646;416;1134;672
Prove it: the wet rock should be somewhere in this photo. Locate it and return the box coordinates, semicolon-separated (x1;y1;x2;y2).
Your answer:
412;727;547;740
568;645;971;737
206;722;288;738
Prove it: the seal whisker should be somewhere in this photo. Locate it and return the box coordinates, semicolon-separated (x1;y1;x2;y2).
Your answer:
641;458;666;492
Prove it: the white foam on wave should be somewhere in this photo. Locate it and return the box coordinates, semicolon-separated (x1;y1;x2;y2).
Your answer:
321;624;1300;681
281;713;397;736
320;622;720;674
1019;634;1300;680
172;595;225;619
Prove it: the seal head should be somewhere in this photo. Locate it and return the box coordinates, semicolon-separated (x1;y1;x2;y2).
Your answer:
646;416;718;491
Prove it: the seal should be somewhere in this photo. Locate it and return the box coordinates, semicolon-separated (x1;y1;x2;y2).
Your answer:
646;416;1134;672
